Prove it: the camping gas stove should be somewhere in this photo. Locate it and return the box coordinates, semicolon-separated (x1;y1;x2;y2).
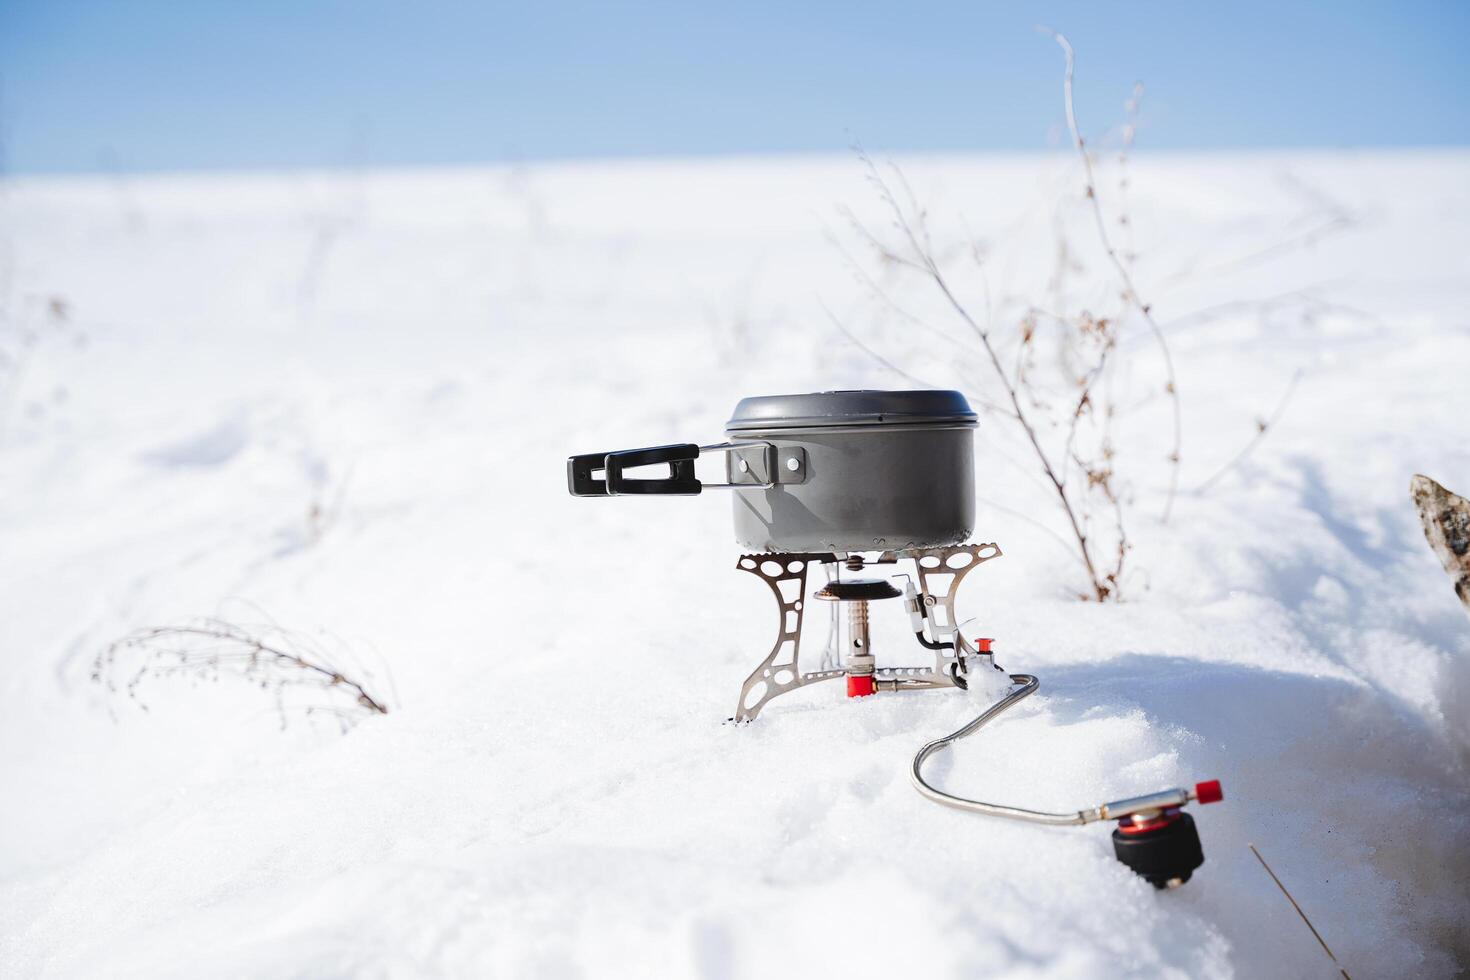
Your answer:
569;388;1223;888
730;544;1001;722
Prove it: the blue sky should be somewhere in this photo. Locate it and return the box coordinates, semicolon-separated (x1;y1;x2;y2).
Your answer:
2;0;1467;174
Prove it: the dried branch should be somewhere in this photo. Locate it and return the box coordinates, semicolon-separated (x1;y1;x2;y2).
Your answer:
849;153;1116;599
1171;173;1357;286
1193;370;1303;494
829;219;988;359
822;303;942;390
0;293;77;449
94;618;389;728
1250;844;1352;979
1116;82;1144;270
1165;287;1361;331
976;493;1083;560
1044;29;1183;523
831;38;1288;600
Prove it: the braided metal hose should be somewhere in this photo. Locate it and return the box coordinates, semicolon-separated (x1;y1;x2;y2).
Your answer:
911;673;1221;826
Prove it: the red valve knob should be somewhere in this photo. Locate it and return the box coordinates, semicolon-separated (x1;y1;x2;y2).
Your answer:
847;676;875;698
1194;780;1224;804
974;637;993;653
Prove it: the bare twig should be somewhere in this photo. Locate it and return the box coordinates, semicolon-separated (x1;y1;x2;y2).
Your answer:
976;494;1082;560
1193;370;1303;494
1165;287;1351;330
828;221;988;359
841;143;1139;600
822;303;941;390
852;154;1114;598
1170;173;1357;286
830;43;1205;599
1058;314;1117;487
1044;29;1183;523
1250;844;1352;979
0;294;78;449
94;618;389;727
1116;82;1144;270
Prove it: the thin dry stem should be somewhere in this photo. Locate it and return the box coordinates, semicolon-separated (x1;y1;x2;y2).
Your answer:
1045;29;1183;523
853;153;1114;598
1116;82;1143;269
822;303;942;391
1250;844;1351;979
1193;369;1303;494
94;618;389;726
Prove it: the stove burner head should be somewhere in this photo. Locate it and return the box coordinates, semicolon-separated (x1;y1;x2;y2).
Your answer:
813;579;903;602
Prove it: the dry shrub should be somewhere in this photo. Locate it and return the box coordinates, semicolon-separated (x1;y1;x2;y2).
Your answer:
832;32;1337;600
95;617;389;729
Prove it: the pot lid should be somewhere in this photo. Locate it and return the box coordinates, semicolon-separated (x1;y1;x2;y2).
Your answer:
726;389;978;431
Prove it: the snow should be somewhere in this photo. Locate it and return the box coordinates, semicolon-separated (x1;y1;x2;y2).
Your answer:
2;149;1468;978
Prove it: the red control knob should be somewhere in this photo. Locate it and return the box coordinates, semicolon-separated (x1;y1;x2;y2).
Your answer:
1194;780;1224;804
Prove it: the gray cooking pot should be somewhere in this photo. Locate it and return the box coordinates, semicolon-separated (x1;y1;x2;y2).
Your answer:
567;389;978;553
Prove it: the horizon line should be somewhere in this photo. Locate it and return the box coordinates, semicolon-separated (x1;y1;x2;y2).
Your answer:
5;142;1468;181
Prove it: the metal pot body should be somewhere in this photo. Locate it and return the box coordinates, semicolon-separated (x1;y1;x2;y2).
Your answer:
725;423;975;552
566;389;979;553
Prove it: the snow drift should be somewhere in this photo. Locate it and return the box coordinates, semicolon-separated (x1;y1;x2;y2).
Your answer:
1;150;1467;977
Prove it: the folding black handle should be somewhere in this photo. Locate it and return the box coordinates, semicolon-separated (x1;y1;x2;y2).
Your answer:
566;443;702;497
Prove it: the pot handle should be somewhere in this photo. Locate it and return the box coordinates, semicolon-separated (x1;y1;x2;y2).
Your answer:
568;442;797;497
568;443;701;496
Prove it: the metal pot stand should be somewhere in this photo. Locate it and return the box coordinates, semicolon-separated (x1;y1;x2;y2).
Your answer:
732;541;1003;722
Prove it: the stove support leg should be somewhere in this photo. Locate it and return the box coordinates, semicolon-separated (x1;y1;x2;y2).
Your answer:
905;542;1003;680
732;553;842;722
